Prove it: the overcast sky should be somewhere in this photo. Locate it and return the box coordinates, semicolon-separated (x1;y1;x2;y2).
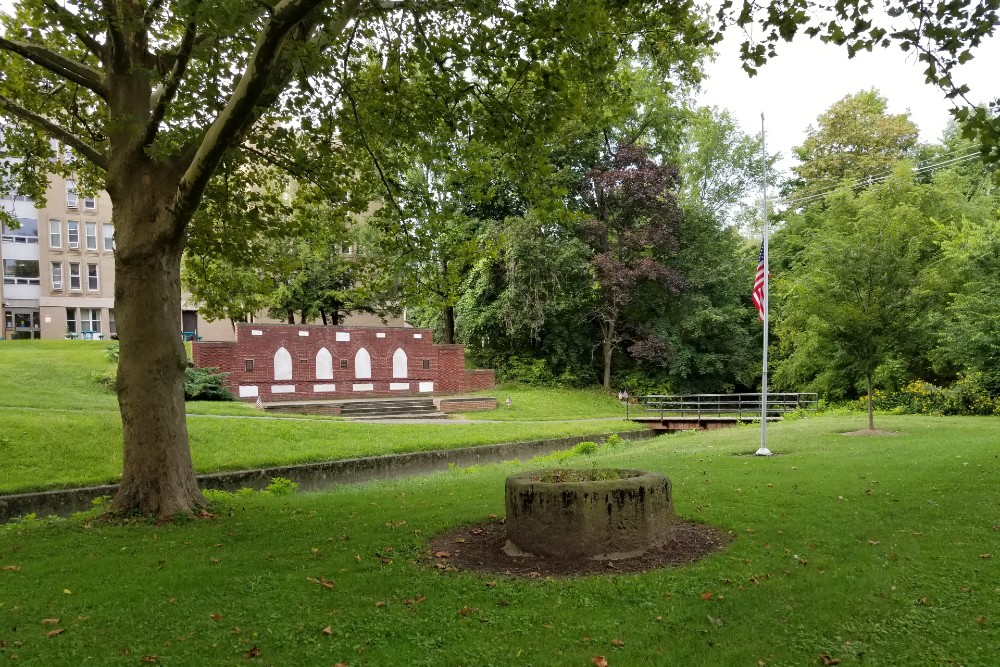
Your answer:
699;25;1000;175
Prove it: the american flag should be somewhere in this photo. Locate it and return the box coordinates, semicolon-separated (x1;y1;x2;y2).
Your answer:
752;240;766;320
255;394;264;410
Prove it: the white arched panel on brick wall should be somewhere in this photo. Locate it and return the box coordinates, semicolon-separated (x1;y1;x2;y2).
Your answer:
316;347;334;379
355;347;372;379
273;347;293;381
392;348;408;378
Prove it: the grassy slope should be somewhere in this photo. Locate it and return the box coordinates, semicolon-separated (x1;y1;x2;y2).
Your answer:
0;341;639;493
1;415;997;665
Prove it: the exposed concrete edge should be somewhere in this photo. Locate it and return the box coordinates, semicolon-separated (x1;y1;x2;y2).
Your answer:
0;428;657;523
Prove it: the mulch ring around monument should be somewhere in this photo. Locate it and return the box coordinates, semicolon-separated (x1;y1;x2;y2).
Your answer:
427;516;733;578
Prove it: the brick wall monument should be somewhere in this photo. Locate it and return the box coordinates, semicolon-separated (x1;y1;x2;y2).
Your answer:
192;323;495;402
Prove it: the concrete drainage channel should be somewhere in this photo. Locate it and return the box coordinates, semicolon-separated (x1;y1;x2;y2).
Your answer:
0;429;657;523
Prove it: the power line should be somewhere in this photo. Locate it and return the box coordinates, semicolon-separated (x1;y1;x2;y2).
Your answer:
780;149;984;208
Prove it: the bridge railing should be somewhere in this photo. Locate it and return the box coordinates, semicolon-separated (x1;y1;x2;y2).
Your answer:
625;393;818;420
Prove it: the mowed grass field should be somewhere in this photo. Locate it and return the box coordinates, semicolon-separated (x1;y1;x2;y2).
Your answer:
1;414;998;665
0;341;636;493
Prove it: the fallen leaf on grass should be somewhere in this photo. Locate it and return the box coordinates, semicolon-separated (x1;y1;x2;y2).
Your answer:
459;606;478;617
1;565;20;572
140;656;158;664
45;628;65;637
375;601;386;607
975;616;986;625
433;551;450;558
334;663;349;667
307;576;335;589
592;657;608;667
471;527;484;535
40;619;60;625
707;615;724;628
210;613;223;621
485;581;496;588
322;626;332;635
244;645;261;658
868;540;880;545
611;638;625;647
819;655;841;665
385;521;406;529
979;554;991;559
917;597;928;606
454;538;465;543
403;594;427;607
700;590;714;601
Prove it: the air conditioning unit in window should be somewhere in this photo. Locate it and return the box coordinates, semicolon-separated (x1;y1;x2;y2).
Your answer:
68;241;79;249
52;281;63;290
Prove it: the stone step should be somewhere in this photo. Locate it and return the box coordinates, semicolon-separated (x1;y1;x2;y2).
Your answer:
340;406;440;417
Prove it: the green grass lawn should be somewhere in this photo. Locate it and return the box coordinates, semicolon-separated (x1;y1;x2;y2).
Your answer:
457;386;627;421
1;415;997;665
0;341;641;493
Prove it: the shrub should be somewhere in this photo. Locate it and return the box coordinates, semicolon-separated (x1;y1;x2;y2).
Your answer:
105;343;120;363
865;374;997;416
184;366;235;401
263;477;298;496
91;370;116;391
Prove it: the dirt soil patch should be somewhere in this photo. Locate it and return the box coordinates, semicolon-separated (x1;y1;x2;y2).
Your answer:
840;429;901;436
427;517;733;578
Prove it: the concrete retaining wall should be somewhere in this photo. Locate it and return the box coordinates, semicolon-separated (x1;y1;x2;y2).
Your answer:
0;429;657;523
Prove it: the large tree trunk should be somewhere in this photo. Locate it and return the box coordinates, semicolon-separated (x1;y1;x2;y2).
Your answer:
443;305;456;344
108;174;206;517
602;316;616;391
866;374;875;431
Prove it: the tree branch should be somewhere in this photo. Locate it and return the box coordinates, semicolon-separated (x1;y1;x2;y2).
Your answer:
0;93;109;170
0;36;107;98
41;0;106;60
143;9;200;147
174;0;364;224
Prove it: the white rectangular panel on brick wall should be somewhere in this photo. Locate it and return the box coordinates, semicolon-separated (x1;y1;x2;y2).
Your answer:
413;333;422;339
353;383;374;391
238;385;259;397
376;332;386;338
251;330;263;336
389;382;410;390
419;381;434;392
271;385;295;393
298;330;309;336
336;332;350;341
313;384;336;392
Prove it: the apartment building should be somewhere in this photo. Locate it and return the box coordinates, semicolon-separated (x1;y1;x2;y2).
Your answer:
2;174;405;340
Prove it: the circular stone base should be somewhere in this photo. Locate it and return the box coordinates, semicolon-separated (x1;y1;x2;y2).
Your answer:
504;468;675;560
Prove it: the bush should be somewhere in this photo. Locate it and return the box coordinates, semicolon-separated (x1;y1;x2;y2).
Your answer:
105;343;120;363
91;370;117;391
184;366;235;401
865;373;997;416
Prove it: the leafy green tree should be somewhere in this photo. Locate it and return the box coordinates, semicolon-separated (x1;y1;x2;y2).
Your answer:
776;169;927;429
0;0;713;516
789;90;919;200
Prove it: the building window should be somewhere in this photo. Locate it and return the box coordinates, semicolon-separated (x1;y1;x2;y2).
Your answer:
51;262;63;290
85;222;97;250
66;307;77;334
340;359;348;369
109;309;116;335
66;180;78;208
2;259;40;285
84;196;96;211
67;221;80;248
422;359;431;370
81;308;101;333
49;219;61;248
103;224;114;251
87;264;98;291
244;359;254;372
69;263;81;290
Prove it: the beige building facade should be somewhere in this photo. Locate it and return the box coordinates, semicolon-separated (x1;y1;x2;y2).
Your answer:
3;174;405;341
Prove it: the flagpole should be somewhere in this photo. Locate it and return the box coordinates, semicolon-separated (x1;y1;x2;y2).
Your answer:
756;112;772;457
